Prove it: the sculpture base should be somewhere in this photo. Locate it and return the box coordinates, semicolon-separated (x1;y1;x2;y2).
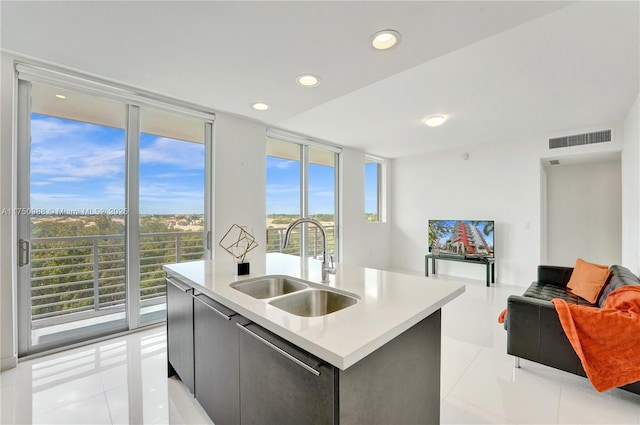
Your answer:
236;262;250;275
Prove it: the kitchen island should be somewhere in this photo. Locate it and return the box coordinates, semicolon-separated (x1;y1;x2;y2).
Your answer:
164;253;464;425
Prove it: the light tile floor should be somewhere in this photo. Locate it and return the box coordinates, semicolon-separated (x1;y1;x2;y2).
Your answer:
2;275;639;424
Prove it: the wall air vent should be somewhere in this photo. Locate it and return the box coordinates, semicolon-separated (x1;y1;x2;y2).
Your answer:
549;129;612;150
549;159;560;165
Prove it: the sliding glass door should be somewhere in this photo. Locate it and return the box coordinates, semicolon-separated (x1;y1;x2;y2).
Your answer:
138;108;207;325
17;78;212;356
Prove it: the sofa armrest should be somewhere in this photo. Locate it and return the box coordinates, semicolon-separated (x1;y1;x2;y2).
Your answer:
506;294;583;375
506;295;550;359
538;265;573;287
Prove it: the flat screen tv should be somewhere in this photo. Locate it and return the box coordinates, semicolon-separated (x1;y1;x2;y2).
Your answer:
428;220;494;258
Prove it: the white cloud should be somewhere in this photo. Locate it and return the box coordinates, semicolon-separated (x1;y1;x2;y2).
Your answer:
266;184;299;195
140;181;203;202
49;177;85;182
30;192;84;201
267;159;297;170
140;137;205;169
309;190;335;199
30;116;95;144
154;172;201;179
30;116;125;180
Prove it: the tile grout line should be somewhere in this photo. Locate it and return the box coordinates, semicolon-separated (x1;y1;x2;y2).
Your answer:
445;346;519;424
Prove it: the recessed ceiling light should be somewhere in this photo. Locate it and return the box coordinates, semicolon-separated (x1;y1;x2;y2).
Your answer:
252;102;270;111
371;30;401;50
422;115;448;127
55;94;67;99
296;74;320;87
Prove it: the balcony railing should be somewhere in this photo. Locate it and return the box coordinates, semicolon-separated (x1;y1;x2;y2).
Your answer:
30;232;204;327
266;225;335;259
30;225;335;329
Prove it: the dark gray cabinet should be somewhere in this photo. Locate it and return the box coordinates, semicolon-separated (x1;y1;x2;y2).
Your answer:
238;323;335;425
166;277;195;394
193;293;241;425
165;272;442;425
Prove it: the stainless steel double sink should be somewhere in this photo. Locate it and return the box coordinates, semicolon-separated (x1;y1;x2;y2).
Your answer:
230;275;359;317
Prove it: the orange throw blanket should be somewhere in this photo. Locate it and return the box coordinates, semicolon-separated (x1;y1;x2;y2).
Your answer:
498;308;507;324
552;286;640;392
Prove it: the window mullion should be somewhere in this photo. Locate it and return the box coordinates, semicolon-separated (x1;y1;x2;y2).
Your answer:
205;122;214;259
125;104;141;330
377;162;382;221
333;152;340;262
301;145;309;259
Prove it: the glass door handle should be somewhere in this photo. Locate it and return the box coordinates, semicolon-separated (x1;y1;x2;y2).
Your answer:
19;239;30;266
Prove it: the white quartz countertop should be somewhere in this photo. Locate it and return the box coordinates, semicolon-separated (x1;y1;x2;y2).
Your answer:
164;253;464;370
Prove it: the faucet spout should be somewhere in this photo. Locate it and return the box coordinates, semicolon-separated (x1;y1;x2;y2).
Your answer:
282;217;336;283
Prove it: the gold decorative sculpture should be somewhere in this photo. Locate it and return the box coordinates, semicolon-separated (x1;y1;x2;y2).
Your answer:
219;224;258;275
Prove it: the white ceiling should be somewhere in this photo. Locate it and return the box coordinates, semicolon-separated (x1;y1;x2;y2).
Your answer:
1;1;638;158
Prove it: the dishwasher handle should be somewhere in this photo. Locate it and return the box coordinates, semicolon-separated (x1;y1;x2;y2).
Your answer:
192;293;233;321
237;323;321;377
166;277;193;293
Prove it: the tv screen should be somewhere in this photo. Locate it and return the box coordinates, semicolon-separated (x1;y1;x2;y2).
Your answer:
428;220;494;258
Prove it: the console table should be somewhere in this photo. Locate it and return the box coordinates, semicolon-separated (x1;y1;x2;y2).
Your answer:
425;254;495;287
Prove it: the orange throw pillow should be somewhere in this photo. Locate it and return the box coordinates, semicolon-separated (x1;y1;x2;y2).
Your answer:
566;258;610;303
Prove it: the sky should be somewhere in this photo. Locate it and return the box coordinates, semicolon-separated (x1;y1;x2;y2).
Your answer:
429;220;495;247
266;156;336;215
30;114;205;215
31;113;375;217
265;155;378;215
364;162;379;215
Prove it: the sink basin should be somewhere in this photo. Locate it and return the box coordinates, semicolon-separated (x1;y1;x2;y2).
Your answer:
231;275;308;299
269;289;359;317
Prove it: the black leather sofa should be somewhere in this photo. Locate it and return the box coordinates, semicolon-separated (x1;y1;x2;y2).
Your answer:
505;264;640;394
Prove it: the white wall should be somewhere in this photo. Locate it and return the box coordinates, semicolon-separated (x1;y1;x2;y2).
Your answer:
390;139;542;285
622;94;640;274
213;113;267;271
539;165;548;263
390;121;627;286
546;160;621;266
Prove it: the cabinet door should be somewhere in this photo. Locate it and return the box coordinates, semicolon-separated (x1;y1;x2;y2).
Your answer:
193;294;240;425
238;323;335;425
166;277;195;393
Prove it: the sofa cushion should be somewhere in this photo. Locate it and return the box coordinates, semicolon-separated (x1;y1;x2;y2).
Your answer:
523;282;596;306
566;258;611;303
538;265;573;287
597;265;640;307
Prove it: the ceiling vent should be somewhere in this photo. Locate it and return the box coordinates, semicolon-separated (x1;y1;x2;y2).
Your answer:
549;129;612;150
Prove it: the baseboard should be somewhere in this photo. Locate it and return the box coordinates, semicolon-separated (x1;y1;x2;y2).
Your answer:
1;355;17;371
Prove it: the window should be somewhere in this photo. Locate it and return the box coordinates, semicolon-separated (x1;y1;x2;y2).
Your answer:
266;135;339;261
365;156;385;222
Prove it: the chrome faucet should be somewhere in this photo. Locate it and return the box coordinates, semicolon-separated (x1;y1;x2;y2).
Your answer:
282;217;336;283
